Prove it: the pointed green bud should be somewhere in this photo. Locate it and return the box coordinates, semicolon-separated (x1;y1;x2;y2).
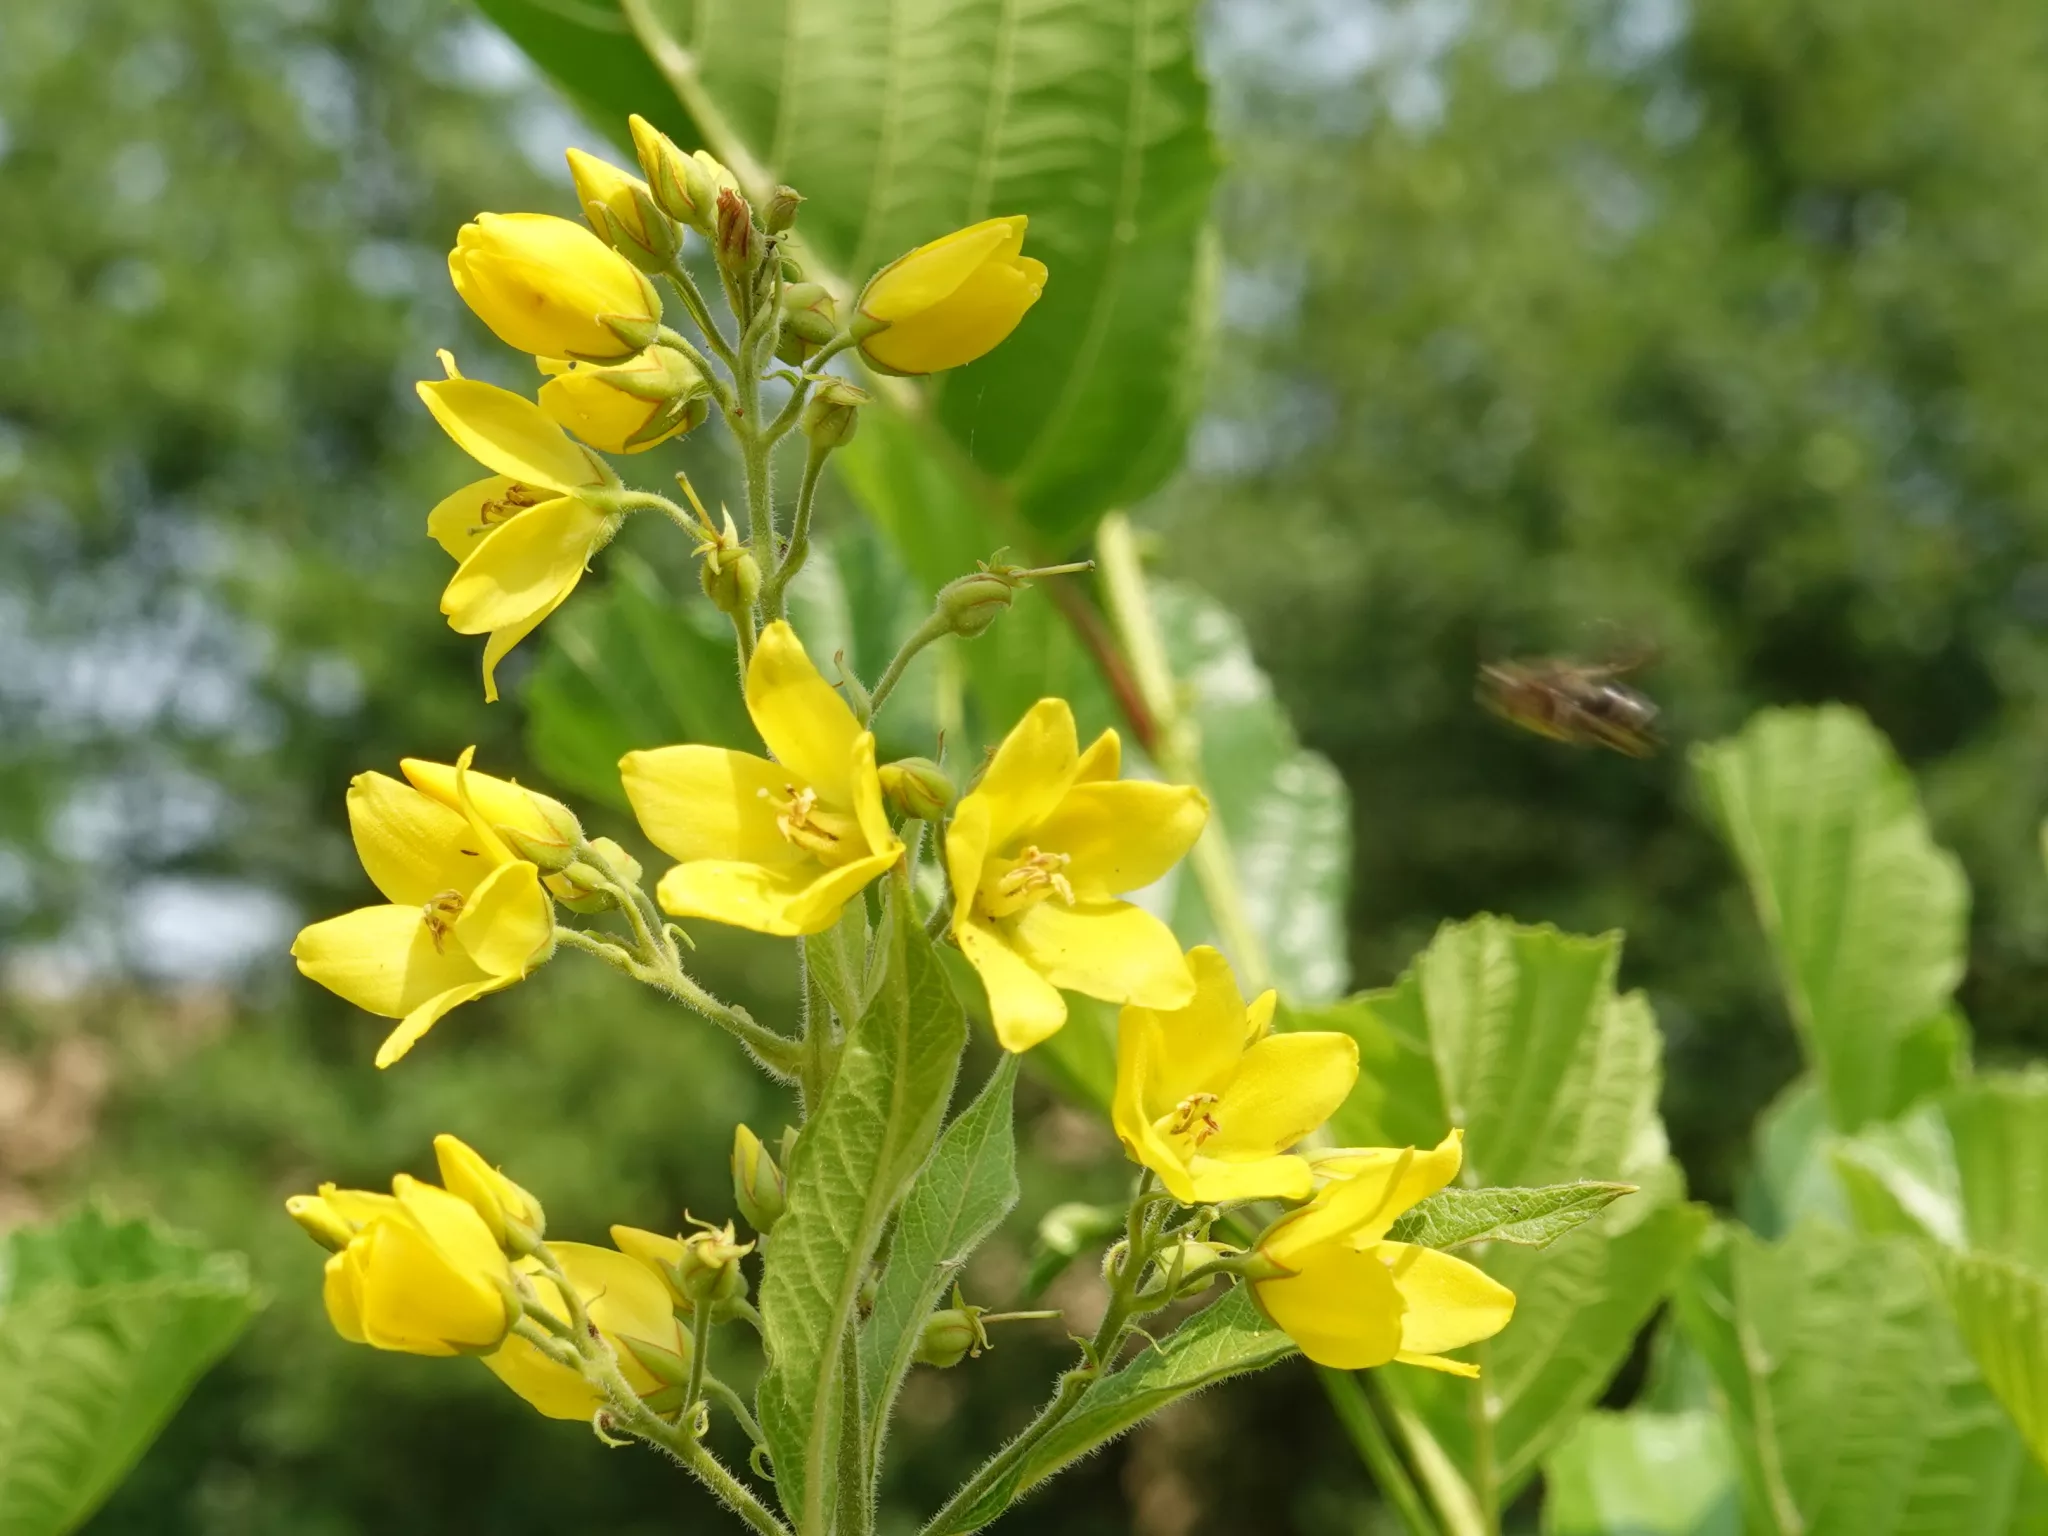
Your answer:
714;187;759;281
878;757;955;821
777;282;839;363
801;379;869;449
913;1304;989;1369
763;185;803;235
732;1124;787;1234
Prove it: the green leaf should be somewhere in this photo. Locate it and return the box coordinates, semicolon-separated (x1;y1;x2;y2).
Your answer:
755;878;967;1529
1673;1220;2048;1535
1692;705;1969;1132
1940;1249;2048;1476
1151;579;1351;1002
478;0;1220;552
1385;1182;1638;1252
859;1055;1020;1482
523;551;754;811
1540;1409;1741;1536
1295;918;1704;1496
926;1287;1295;1534
0;1206;261;1536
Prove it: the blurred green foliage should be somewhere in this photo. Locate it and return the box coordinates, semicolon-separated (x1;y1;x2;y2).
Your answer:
6;0;2048;1530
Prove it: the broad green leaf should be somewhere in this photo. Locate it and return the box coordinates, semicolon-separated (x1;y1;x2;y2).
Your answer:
1386;1182;1638;1252
1940;1250;2048;1474
1740;1076;1853;1241
756;879;966;1529
522;551;752;810
1693;706;1968;1132
860;1055;1020;1483
803;900;869;1041
1540;1409;1741;1536
0;1206;261;1536
1674;1220;2048;1536
1151;578;1351;1003
927;1287;1295;1534
476;0;1220;553
1832;1070;2048;1269
1297;918;1703;1496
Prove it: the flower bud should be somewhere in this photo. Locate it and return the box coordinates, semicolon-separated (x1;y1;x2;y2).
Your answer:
286;1193;359;1252
538;346;709;455
856;215;1046;375
547;836;640;913
702;543;763;616
801;379;869;449
629;116;735;235
434;1134;546;1253
448;212;660;363
566;147;679;271
612;1220;755;1310
776;282;839;364
731;1124;787;1233
913;1303;990;1369
318;1176;518;1356
1161;1238;1235;1294
715;187;760;281
878;757;955;821
763;185;804;235
936;571;1016;639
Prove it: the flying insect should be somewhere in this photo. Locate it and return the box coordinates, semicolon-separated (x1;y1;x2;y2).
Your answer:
1477;655;1661;758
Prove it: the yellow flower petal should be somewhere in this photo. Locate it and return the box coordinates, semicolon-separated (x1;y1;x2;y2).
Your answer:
480;1276;593;1417
1073;728;1122;783
860;218;1016;321
969;697;1079;852
1380;1242;1517;1358
1254;1241;1406;1370
1268;1131;1465;1264
374;975;511;1068
745;621;862;806
483;1242;684;1419
1006;898;1194;1009
620;746;810;868
395;1174;507;1277
323;1249;367;1343
441;497;607;635
848;732;897;860
352;1184;510;1353
428;475;529;562
400;757;564;845
1180;1152;1315;1204
1202;1030;1360;1160
452;860;552;977
653;848;897;937
944;796;994;924
958;919;1068;1051
1112;1012;1196;1199
292;903;488;1017
1395;1351;1482;1378
1033;780;1209;900
481;585;572;703
1120;945;1252;1119
416;377;604;492
448;212;658;362
345;772;483;906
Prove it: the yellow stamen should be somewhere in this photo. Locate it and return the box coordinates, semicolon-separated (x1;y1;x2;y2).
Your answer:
421;889;467;953
758;783;840;856
996;846;1075;907
1166;1092;1222;1146
473;481;546;534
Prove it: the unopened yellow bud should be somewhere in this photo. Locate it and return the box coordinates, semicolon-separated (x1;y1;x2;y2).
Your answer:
612;1220;755;1309
318;1176;518;1356
801;379;869;449
878;757;955;821
434;1135;546;1253
715;187;760;280
731;1124;787;1233
629;116;736;235
538;346;709;454
286;1194;357;1252
448;212;660;363
566;147;679;271
856;215;1047;375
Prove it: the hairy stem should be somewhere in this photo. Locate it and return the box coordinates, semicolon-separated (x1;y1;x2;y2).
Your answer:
868;612;951;719
763;438;832;621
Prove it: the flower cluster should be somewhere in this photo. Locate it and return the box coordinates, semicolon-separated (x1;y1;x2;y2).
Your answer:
282;109;1522;1522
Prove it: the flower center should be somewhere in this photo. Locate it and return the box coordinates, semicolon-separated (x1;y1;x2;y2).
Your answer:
474;481;547;533
758;783;861;862
985;845;1075;918
1164;1093;1222;1147
421;889;467;952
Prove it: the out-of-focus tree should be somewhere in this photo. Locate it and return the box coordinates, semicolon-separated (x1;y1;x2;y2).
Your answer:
1169;0;2048;1203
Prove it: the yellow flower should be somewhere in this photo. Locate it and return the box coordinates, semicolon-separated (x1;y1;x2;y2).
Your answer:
620;621;903;936
418;356;619;702
448;212;659;362
1113;946;1359;1203
536;347;706;455
856;215;1047;375
291;749;554;1067
1252;1131;1516;1374
628;115;737;234
483;1242;691;1420
434;1134;545;1251
946;699;1207;1052
316;1175;517;1356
